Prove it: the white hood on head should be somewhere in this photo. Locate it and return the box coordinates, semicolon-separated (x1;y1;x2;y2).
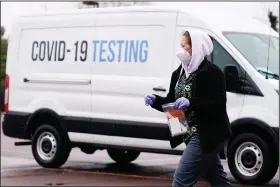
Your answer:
184;30;213;75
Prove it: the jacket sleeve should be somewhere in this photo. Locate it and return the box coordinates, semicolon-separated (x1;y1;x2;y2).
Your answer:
189;66;227;113
150;70;178;112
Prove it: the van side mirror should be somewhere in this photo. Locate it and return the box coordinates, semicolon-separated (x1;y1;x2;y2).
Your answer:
224;65;241;92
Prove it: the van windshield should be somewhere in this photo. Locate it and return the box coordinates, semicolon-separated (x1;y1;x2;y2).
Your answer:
223;31;279;80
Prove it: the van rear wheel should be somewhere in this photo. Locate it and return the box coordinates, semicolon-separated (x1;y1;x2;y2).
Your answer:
31;124;71;168
107;149;140;164
228;133;278;185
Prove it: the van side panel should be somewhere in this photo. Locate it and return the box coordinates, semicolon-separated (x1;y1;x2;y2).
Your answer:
67;11;187;151
10;18;94;118
90;12;177;124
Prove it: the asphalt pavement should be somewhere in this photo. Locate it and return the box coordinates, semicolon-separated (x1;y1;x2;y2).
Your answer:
1;125;279;186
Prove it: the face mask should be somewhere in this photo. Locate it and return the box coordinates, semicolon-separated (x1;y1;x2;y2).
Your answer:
176;49;191;65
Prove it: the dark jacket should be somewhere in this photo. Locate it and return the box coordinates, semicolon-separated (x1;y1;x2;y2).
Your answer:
151;59;232;154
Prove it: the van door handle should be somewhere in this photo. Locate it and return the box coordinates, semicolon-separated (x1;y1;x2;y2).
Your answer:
23;78;30;82
153;86;166;92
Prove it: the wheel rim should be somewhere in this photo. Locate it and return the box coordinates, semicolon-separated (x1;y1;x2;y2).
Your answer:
36;132;57;161
234;142;263;177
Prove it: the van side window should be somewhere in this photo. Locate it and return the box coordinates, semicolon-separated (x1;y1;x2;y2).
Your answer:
210;37;243;75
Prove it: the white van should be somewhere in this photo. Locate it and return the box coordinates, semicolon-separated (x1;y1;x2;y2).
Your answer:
2;6;278;185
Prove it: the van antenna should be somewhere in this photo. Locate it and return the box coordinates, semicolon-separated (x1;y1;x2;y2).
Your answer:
265;10;272;79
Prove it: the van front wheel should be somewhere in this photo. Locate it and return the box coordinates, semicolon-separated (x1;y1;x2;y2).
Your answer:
228;133;278;185
31;124;71;168
107;149;140;164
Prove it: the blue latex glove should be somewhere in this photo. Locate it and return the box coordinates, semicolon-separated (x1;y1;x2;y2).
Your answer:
145;95;156;106
174;97;190;110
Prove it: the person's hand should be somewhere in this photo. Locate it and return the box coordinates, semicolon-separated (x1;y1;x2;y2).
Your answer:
174;97;190;110
145;95;156;106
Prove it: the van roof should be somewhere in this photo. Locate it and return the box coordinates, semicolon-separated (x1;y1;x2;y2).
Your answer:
174;7;278;37
19;5;278;37
188;11;279;37
20;5;178;17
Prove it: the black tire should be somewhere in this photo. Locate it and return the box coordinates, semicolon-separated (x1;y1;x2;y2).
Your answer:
31;124;71;168
228;133;278;185
107;149;140;164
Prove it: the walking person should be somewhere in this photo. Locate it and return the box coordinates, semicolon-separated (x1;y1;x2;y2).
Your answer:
144;30;232;186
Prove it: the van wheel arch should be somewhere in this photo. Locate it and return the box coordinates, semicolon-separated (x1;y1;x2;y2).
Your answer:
229;118;278;152
25;109;68;140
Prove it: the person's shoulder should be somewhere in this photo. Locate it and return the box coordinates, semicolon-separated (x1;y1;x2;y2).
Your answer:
204;59;224;75
199;59;225;79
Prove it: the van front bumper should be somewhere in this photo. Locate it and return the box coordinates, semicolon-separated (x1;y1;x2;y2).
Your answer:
2;112;30;140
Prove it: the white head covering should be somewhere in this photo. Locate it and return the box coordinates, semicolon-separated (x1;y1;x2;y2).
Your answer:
181;30;213;78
